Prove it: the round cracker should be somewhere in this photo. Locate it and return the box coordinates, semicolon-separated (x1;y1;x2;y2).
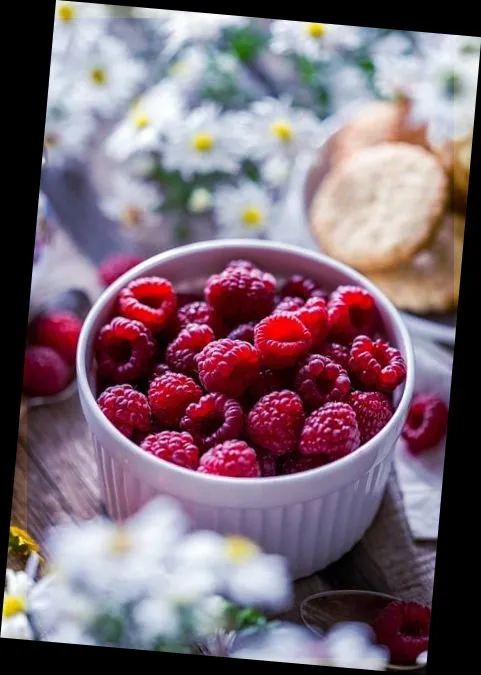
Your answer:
310;142;448;273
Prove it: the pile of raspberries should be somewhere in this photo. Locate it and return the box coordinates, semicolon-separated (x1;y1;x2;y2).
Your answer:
94;258;410;478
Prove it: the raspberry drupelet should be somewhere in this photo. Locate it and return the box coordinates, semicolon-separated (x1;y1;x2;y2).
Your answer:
300;402;360;461
140;431;200;470
118;276;177;333
196;339;261;399
148;372;202;428
180;393;244;453
349;335;407;394
95;317;156;384
198;440;261;477
247;390;305;456
295;354;351;411
320;342;351;370
97;384;151;440
254;313;312;369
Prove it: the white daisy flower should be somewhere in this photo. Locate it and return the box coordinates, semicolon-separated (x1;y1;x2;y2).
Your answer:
260;155;292;188
1;555;45;640
167;46;209;92
330;65;371;111
213;181;274;238
371;31;415;60
230;622;319;663
44;622;96;645
52;2;109;55
187;188;213;213
163;11;248;55
55;1;111;23
131;7;173;19
322;623;390;670
44;111;95;166
373;53;423;99
132;594;180;644
270;21;361;61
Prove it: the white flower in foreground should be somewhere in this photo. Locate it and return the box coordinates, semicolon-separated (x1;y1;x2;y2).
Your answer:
44;621;96;646
1;555;47;640
322;622;390;670
163;11;248;55
270;21;361;61
213;181;274;238
188;188;213;213
55;1;111;23
132;593;180;645
44;112;95;166
230;622;320;663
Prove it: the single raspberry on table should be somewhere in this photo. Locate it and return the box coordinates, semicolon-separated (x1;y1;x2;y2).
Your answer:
148;371;202;428
247;390;305;456
180;393;244;452
198;440;260;478
349;335;407;394
165;323;215;378
118;276;177;333
177;301;226;337
205;266;276;324
401;393;448;454
280;453;330;475
274;296;305;313
140;431;200;470
328;285;378;343
247;367;293;403
300;402;360;461
23;346;72;397
196;339;261;399
374;601;430;665
280;275;323;301
97;384;151;439
320;342;351;370
95;317;156;384
98;253;143;287
227;322;256;344
348;390;394;444
254;313;312;369
30;310;83;366
295;355;351;411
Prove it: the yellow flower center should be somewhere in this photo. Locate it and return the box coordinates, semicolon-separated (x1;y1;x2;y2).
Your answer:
133;111;150;129
121;207;142;228
225;535;260;563
241;206;264;229
109;528;132;554
271;120;294;143
306;23;326;39
3;595;26;618
58;3;76;22
90;67;107;86
192;132;215;153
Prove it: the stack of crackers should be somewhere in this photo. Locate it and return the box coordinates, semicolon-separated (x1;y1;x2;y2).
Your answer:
310;100;469;315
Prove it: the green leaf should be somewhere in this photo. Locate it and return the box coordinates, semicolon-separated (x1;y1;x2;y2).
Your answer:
227;27;268;62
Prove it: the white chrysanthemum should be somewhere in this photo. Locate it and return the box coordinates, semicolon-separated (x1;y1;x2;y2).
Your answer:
213;181;274;238
1;556;45;640
55;1;111;23
44;621;96;645
132;594;180;644
160;103;246;179
373;53;423;99
167;46;209;92
230;622;319;663
322;622;389;671
52;2;109;54
101;174;162;230
371;31;414;60
270;21;361;61
163;11;248;55
44;111;95;166
259;155;291;188
330;65;371;111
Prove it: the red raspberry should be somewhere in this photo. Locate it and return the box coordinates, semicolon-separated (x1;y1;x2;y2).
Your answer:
205;267;276;324
180;393;244;452
247;390;305;456
23;346;72;397
30;310;82;366
140;431;199;470
98;253;143;287
254;313;312;369
295;355;351;411
300;402;360;460
247;368;293;403
349;335;407;394
401;393;448;454
280;275;322;300
177;301;226;337
348;390;394;444
97;384;151;439
275;297;329;345
95;317;156;384
198;440;260;478
256;448;278;477
320;342;351;370
196;339;261;399
227;322;256;344
374;601;430;665
118;276;177;333
328;286;378;343
274;296;305;313
148;372;202;428
165;323;215;378
281;453;330;475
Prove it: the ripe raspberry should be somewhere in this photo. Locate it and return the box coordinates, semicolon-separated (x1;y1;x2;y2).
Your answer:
148;372;202;428
97;384;151;439
254;313;312;369
256;448;278;477
349;335;407;393
98;253;143;287
247;390;305;456
118;276;177;333
281;453;330;475
177;301;226;337
30;310;82;366
205;267;276;324
140;431;199;470
274;296;305;313
198;440;260;478
95;317;156;384
247;368;293;403
280;275;322;300
23;346;72;397
180;393;244;452
165;323;215;378
374;601;430;665
348;390;394;444
328;286;378;343
320;342;351;370
275;297;329;345
197;339;261;399
295;355;351;411
300;402;360;460
401;393;448;454
227;322;256;344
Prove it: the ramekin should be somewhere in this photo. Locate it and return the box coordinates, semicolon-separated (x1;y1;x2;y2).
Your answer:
77;240;415;580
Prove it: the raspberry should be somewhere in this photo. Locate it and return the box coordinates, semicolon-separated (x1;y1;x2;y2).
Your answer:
254;313;312;369
274;296;305;313
98;254;143;287
247;390;305;456
23;346;72;397
140;431;199;470
148;372;202;428
275;297;329;345
95;317;156;384
118;276;177;333
281;453;330;475
227;322;256;344
198;440;260;478
30;310;82;366
205;267;276;324
197;339;261;399
348;390;394;444
224;259;258;272
247;368;293;403
97;384;151;439
349;335;407;393
280;275;322;301
320;342;351;370
374;601;430;665
256;448;278;477
328;286;378;343
401;393;448;454
180;393;244;452
300;402;360;460
295;355;351;411
165;323;215;378
177;301;226;337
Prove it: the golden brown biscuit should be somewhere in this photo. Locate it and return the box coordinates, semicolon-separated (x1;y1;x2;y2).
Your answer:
454;212;465;238
310;142;448;274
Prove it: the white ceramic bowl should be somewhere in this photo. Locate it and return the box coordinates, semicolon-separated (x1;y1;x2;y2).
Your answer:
77;240;415;580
